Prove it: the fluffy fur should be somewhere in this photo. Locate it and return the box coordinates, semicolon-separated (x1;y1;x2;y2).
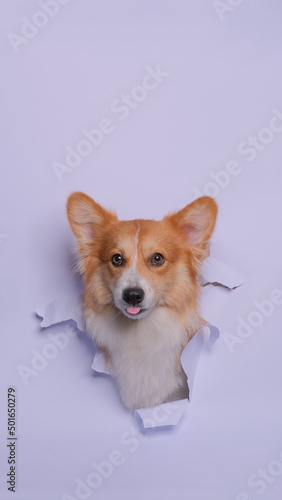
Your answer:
67;192;217;410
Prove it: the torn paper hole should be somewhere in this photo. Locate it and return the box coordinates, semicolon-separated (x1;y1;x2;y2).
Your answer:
92;323;219;429
35;256;244;430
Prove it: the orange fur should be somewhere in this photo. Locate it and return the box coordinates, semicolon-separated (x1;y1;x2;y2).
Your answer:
67;192;217;409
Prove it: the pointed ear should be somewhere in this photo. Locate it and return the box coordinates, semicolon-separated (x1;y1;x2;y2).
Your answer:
169;196;217;260
66;192;117;247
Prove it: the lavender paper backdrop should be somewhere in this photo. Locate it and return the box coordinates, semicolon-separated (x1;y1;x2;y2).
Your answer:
1;1;282;499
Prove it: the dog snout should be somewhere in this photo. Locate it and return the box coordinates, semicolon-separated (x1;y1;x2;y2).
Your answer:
122;287;145;305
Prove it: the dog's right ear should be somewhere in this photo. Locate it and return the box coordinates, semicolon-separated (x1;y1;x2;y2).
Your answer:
66;192;117;269
167;196;217;263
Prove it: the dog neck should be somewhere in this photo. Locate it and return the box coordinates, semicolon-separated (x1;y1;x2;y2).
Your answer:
85;306;201;409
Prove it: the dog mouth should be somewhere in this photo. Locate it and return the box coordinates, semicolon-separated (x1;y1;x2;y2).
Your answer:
121;305;149;319
126;306;142;315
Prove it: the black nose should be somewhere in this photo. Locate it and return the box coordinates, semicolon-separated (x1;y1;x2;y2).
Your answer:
123;288;145;305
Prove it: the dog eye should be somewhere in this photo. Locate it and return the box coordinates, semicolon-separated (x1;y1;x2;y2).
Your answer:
111;254;124;266
150;253;165;266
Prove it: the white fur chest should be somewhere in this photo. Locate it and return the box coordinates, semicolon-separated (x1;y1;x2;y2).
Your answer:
86;309;190;410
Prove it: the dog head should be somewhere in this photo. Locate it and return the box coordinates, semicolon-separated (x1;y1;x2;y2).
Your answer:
66;193;217;321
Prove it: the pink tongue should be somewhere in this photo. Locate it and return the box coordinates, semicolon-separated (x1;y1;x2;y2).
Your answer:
127;307;141;315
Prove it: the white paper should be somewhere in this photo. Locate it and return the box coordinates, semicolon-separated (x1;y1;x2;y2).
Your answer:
35;256;244;429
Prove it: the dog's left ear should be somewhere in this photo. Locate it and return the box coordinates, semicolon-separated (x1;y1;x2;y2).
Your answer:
169;196;218;260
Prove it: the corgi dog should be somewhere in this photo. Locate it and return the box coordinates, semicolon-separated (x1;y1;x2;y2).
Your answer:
67;193;217;410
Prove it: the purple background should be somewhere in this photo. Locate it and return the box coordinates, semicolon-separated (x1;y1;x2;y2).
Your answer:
1;1;282;499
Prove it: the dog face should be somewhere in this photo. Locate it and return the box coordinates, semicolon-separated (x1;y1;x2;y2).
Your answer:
66;193;217;321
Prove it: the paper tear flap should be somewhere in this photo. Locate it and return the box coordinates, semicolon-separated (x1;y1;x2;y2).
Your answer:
35;255;244;429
